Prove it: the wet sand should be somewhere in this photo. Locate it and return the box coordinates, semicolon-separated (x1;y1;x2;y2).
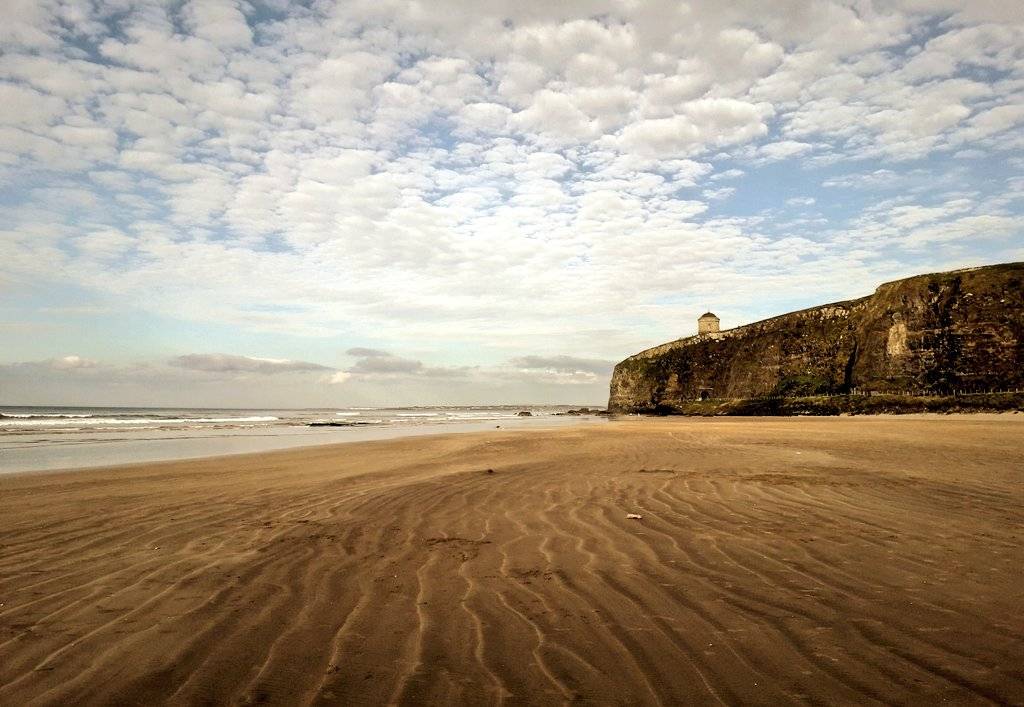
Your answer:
1;416;1022;705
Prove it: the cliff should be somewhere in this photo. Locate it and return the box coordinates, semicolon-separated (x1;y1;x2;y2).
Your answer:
608;263;1024;413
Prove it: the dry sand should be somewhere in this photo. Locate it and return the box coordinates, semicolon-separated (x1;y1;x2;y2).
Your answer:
1;416;1022;705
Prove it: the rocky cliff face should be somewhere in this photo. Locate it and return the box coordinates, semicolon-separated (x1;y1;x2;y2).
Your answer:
608;263;1024;413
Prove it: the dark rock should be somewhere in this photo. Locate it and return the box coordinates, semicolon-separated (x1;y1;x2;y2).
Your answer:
609;263;1024;414
516;411;532;416
309;421;373;427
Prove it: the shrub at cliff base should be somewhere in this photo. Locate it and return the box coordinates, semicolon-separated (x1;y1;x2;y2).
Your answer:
642;392;1024;417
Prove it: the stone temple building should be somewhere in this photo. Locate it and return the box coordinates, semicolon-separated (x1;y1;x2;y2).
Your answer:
697;312;720;335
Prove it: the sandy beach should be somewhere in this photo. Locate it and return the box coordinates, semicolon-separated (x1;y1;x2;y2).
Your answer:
1;416;1022;705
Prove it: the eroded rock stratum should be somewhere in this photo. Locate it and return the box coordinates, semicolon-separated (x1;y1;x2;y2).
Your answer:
608;263;1024;413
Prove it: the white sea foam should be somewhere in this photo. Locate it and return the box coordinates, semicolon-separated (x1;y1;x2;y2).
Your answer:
188;417;279;423
2;413;93;418
446;412;518;419
1;416;279;427
334;412;361;416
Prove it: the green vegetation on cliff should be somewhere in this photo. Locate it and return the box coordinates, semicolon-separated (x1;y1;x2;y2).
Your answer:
609;263;1024;415
638;392;1024;417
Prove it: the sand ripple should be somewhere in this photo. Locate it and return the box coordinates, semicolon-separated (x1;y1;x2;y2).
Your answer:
1;417;1022;705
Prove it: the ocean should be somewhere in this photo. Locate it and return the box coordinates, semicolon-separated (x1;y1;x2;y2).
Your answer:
0;405;606;474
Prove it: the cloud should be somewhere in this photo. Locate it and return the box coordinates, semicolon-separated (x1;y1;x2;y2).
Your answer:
822;170;902;190
503;354;615;385
757;140;814;162
709;168;745;181
509;355;614;376
46;355;98;370
345;347;392;358
348;352;424;375
615;98;771;157
0;355;352;406
1;1;1022;406
343;348;471;379
0;355;99;372
511;89;596;142
169;354;333;374
182;0;252;49
340;349;612;386
786;196;816;207
703;187;736;201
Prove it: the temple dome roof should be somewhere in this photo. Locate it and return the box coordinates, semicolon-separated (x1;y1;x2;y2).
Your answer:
698;312;719;319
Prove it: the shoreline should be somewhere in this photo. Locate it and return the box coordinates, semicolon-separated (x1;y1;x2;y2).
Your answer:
0;415;606;476
1;416;1022;703
4;411;1017;477
3;411;1017;477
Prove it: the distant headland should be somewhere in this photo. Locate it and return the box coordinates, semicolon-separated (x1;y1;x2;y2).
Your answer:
609;262;1024;415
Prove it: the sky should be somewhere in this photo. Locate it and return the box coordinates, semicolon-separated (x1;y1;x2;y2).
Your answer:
1;0;1022;407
